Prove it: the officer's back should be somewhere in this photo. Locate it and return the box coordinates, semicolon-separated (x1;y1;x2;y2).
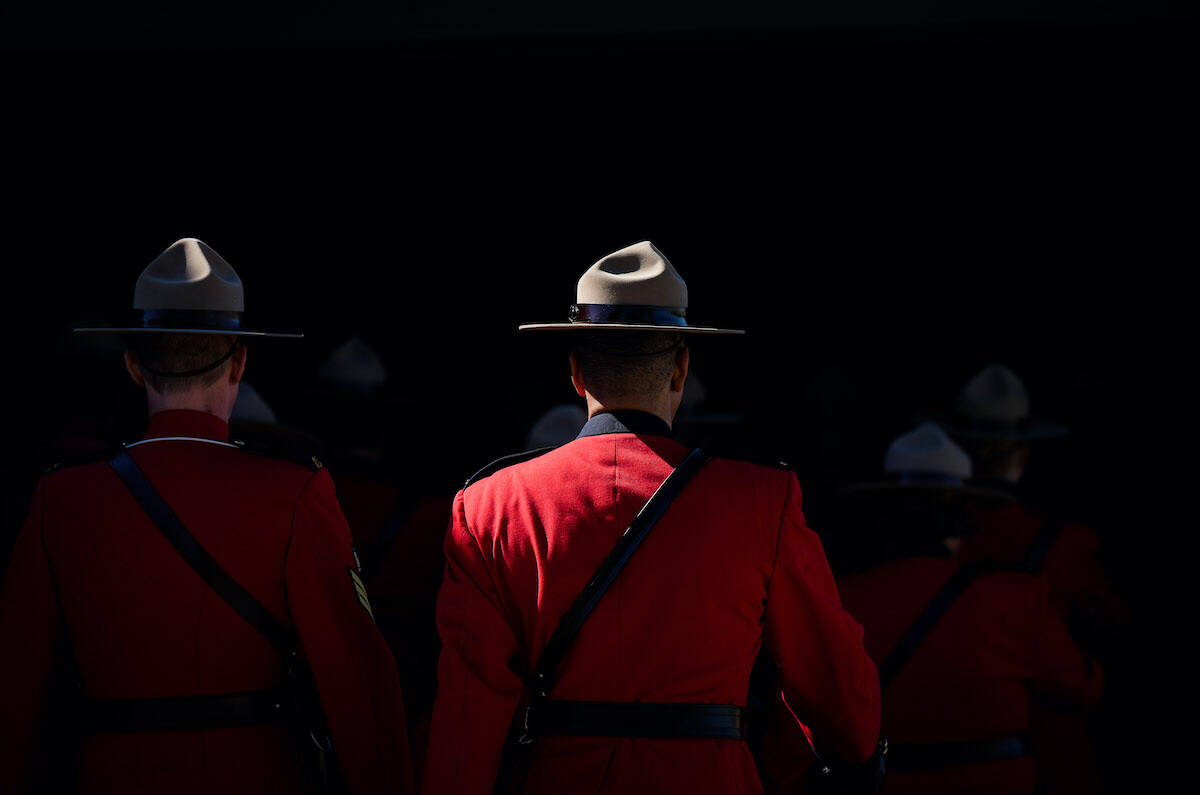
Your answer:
423;242;881;795
0;239;412;794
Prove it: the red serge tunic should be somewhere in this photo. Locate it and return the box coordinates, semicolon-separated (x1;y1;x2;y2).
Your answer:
422;411;880;795
837;558;1104;795
0;410;413;794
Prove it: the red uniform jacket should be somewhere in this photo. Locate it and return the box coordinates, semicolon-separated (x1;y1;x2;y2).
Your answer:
961;500;1129;633
423;411;880;795
837;557;1103;795
0;410;413;794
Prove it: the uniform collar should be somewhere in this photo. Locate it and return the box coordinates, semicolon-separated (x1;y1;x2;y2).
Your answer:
577;410;675;440
143;409;231;442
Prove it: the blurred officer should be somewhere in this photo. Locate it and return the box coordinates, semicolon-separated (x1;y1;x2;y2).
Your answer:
422;241;882;795
833;424;1103;795
943;365;1127;795
0;238;412;794
946;365;1128;640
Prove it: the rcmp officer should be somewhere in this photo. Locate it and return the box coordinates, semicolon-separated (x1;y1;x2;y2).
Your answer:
830;424;1103;795
422;242;883;795
0;239;413;794
945;365;1128;639
942;366;1127;794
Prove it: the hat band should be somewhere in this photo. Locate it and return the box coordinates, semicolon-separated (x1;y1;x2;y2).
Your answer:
568;304;688;326
137;309;244;332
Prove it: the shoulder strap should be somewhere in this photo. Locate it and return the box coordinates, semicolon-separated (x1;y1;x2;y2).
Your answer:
1022;518;1062;574
530;448;711;697
109;450;299;657
876;562;986;691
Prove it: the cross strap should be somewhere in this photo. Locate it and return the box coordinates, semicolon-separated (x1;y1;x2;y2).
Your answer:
531;447;711;698
876;562;986;691
109;450;298;657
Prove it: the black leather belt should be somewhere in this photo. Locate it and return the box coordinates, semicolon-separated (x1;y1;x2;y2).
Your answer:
83;688;289;733
524;699;746;740
885;734;1029;770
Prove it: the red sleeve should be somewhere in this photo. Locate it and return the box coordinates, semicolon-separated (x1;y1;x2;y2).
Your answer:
286;469;414;795
422;490;524;795
763;473;881;763
1027;574;1104;707
0;478;64;792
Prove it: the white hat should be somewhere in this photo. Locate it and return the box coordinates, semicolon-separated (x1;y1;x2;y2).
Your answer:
519;241;744;335
945;364;1068;440
318;336;388;394
842;422;1013;500
231;382;278;425
75;238;302;338
524;404;587;450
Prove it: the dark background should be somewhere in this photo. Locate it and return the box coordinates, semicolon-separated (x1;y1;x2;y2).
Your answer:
3;1;1188;790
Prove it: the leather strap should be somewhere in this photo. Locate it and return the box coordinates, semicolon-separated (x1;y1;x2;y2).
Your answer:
109;450;298;657
876;562;986;691
530;448;711;698
526;700;746;739
1023;518;1062;573
83;689;289;733
884;734;1029;771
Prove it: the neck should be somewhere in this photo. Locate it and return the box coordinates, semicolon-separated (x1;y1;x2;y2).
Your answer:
585;393;675;428
145;385;237;423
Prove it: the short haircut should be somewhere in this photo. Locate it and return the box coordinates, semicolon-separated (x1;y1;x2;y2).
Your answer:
573;331;685;402
130;333;239;395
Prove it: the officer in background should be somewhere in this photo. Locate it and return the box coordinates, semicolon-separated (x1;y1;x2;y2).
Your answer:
945;365;1128;644
942;365;1128;794
422;242;882;795
830;424;1103;795
0;239;413;794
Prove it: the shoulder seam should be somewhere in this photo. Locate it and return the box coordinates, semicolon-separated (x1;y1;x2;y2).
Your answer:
235;441;324;472
464;446;556;489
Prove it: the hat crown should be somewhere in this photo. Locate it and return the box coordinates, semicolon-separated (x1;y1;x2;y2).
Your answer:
955;364;1031;424
319;336;388;392
575;241;689;308
133;238;244;312
883;423;972;481
525;403;587;450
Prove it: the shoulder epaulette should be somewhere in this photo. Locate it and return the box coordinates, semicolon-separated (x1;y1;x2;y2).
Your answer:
708;449;792;471
234;438;325;472
44;444;125;476
464;446;556;490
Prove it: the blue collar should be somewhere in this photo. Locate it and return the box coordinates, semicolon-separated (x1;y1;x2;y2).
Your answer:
577;410;675;440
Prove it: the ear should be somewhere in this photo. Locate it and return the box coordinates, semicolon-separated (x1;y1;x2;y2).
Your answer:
228;343;247;385
124;349;146;387
568;349;586;398
669;343;689;393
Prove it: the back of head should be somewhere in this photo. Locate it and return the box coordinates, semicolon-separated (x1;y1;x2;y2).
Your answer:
573;331;684;404
130;333;238;395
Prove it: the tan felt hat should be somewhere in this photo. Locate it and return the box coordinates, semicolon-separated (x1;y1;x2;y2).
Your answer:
518;241;744;335
74;238;302;338
944;364;1068;440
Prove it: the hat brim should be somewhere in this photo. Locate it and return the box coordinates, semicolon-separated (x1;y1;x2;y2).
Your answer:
74;327;303;339
518;322;744;335
839;481;1015;501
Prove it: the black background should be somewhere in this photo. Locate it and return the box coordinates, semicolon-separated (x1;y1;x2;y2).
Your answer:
3;2;1189;789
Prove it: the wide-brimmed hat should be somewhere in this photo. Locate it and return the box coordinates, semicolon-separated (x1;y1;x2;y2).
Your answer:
841;422;1014;501
518;241;744;335
74;238;301;338
941;365;1068;441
